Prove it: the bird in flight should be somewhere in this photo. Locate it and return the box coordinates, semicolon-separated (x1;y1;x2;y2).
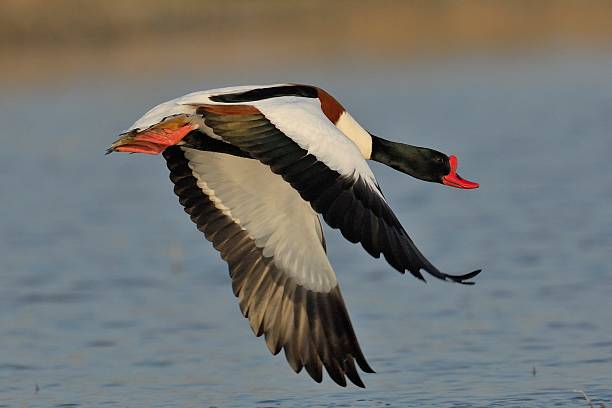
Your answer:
108;84;481;387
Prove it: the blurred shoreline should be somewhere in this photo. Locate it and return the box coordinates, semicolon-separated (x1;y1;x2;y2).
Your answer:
2;0;612;86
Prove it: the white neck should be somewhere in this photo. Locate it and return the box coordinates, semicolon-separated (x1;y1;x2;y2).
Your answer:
334;111;373;159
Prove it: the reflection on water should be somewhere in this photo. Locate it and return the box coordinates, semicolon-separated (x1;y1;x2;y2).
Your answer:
1;52;611;407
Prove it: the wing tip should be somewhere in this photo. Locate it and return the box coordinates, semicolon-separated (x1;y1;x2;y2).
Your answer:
448;268;482;285
418;262;482;285
352;377;366;388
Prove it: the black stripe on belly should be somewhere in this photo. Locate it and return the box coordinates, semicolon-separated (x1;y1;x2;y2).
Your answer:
182;130;253;158
162;146;373;387
209;85;318;103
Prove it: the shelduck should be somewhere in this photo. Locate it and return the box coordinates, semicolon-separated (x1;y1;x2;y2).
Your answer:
108;84;481;387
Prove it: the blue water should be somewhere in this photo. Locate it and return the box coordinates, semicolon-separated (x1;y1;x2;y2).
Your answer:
1;52;611;407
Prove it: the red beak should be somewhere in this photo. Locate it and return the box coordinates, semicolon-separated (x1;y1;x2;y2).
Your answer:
442;155;479;189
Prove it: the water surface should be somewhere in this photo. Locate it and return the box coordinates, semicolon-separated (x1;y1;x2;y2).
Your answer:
1;52;611;407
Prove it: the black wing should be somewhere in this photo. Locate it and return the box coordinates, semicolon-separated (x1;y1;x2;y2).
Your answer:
196;103;480;284
163;146;374;387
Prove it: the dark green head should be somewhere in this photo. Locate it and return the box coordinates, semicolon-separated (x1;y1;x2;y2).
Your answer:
370;135;479;189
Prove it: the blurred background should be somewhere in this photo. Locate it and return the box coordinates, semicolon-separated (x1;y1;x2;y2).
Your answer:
2;0;612;85
1;1;611;406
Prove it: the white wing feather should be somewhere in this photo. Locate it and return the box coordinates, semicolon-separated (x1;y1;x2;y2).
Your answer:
182;147;338;292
